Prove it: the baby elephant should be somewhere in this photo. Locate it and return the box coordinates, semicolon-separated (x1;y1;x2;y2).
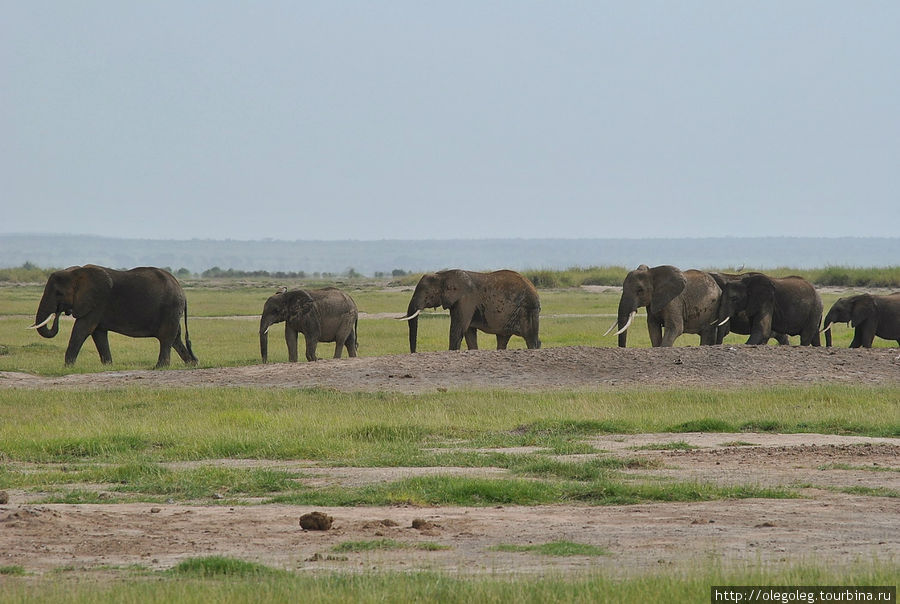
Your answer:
823;293;900;348
259;287;358;362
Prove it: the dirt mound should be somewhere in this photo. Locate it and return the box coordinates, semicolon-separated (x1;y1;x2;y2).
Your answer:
2;345;898;392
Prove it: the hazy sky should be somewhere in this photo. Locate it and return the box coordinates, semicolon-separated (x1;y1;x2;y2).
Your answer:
3;2;898;241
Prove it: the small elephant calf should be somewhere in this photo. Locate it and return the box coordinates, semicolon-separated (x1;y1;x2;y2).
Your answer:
259;287;358;362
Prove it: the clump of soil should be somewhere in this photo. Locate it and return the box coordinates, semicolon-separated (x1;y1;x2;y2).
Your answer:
299;511;333;531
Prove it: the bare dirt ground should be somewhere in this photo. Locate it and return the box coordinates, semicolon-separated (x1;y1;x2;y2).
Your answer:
1;346;898;576
2;345;899;392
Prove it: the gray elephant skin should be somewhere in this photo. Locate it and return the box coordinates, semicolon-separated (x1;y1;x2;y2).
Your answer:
710;272;789;345
259;288;358;362
30;265;197;368
717;274;823;346
398;269;541;352
612;265;720;347
823;293;900;348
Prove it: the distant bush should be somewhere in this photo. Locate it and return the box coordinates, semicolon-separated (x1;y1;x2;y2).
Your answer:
524;266;629;289
201;267;307;279
0;262;54;283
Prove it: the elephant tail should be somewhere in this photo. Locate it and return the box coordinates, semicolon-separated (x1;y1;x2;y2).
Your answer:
183;300;198;362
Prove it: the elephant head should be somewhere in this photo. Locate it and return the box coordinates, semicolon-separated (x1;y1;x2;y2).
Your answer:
614;265;686;347
717;274;775;329
397;271;473;353
30;265;113;339
822;294;875;347
259;289;318;362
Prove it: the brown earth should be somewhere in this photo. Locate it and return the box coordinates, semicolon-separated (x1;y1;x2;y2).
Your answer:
1;345;899;392
0;346;898;577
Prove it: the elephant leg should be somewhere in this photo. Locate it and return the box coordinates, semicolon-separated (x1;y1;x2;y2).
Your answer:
747;315;772;345
859;325;876;348
285;325;300;362
449;306;474;351
155;338;173;368
465;328;479;350
524;312;541;349
849;330;862;349
304;335;318;362
91;329;113;364
774;333;790;345
495;334;511;350
699;325;717;346
647;317;663;347
171;324;197;365
659;314;683;347
65;320;95;366
345;328;358;358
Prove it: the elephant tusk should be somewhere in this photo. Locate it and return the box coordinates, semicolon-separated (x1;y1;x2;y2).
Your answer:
612;311;636;336
718;317;730;327
822;322;834;333
27;313;56;330
263;325;270;335
602;319;619;336
396;309;421;321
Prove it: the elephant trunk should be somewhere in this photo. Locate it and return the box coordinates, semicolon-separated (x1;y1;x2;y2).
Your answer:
616;296;636;348
822;310;835;347
406;299;420;353
259;316;273;362
33;296;60;338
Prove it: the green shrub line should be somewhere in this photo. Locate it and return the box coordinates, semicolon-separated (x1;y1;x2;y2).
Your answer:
3;263;899;287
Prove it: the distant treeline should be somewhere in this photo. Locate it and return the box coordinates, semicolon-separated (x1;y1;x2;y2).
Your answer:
3;262;899;288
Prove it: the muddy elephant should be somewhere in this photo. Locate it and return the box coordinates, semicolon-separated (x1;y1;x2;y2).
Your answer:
397;269;541;352
717;274;823;346
609;265;721;347
823;293;900;348
710;272;789;345
29;265;197;368
259;287;358;362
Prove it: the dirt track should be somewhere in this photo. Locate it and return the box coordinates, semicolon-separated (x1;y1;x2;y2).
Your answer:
2;345;899;392
1;345;898;577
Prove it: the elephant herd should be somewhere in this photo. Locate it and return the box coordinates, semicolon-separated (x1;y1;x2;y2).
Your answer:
28;264;900;368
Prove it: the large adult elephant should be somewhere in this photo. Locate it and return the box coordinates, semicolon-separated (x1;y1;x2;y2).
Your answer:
710;272;789;345
609;265;721;347
822;293;900;348
29;265;197;368
259;287;358;362
397;269;541;352
716;274;823;346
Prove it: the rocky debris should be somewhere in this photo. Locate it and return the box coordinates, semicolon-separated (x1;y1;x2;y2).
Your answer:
299;511;334;531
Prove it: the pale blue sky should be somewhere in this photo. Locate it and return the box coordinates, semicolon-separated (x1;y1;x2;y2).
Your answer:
3;2;898;240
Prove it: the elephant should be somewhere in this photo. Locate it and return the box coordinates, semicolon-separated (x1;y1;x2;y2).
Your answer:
822;293;900;348
710;272;789;345
29;265;197;368
609;265;721;347
259;287;358;362
397;269;541;352
716;274;823;346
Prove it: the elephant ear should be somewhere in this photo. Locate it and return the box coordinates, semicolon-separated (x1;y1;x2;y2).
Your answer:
850;295;876;327
709;272;728;291
743;274;775;317
648;265;686;315
288;291;317;323
71;265;113;318
440;270;476;309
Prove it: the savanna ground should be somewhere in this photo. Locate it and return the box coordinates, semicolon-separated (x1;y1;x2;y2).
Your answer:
0;280;898;602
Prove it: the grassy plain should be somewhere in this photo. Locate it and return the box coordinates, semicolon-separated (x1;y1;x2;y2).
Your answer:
1;282;897;599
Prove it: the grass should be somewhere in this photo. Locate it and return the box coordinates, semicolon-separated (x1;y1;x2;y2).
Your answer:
1;563;897;603
629;441;700;451
489;541;610;556
170;556;283;577
817;463;898;472
332;539;451;553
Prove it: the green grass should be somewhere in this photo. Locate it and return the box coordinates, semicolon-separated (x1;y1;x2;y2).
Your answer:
170;556;283;577
832;486;899;498
0;565;26;575
332;539;451;553
817;463;898;473
629;441;700;451
489;541;610;556
1;563;896;603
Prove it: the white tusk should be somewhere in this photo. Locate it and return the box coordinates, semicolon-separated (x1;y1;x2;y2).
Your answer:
27;313;56;330
264;325;270;334
718;317;730;327
602;319;619;336
612;311;636;336
822;322;833;333
396;309;421;321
